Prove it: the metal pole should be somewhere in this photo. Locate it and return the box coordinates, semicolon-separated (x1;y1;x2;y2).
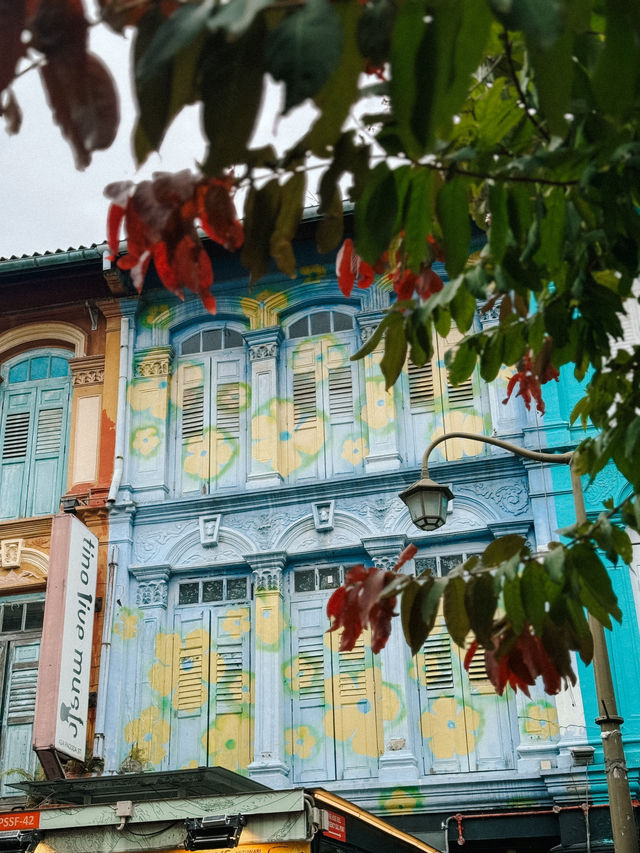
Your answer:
418;431;638;851
570;465;638;852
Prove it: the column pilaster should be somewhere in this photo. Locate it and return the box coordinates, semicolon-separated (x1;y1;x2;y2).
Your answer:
245;329;284;489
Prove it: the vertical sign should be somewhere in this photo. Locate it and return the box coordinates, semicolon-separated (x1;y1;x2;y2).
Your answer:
33;514;98;763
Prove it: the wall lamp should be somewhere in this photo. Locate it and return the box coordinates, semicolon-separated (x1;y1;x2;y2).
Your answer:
185;814;246;850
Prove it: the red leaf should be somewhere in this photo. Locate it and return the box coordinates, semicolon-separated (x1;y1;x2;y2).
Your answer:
394;543;418;571
30;0;87;59
106;203;125;259
1;88;22;135
336;239;356;297
369;597;397;653
152;242;182;299
0;0;26;94
416;267;444;300
463;639;478;671
393;268;417;300
198;179;244;251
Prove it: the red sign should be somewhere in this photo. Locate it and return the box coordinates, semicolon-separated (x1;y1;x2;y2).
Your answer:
0;812;40;831
323;810;346;842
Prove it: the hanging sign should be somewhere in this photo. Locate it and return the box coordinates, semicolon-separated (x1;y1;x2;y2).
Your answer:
33;513;98;762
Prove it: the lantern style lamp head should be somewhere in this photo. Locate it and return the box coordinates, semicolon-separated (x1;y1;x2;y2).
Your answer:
399;477;454;531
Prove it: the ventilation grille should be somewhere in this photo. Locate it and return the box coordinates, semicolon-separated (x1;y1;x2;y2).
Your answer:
423;631;454;692
328;367;353;418
408;362;435;412
297;639;325;702
293;372;316;426
216;382;240;436
36;408;63;455
182;386;205;438
215;648;244;706
2;412;30;460
7;666;38;721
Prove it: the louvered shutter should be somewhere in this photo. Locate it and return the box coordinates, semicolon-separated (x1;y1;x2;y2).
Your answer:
29;385;68;516
0;397;31;519
211;355;243;488
178;362;207;495
441;328;475;409
289;343;322;481
408;361;436;412
289;599;336;782
208;606;251;772
0;640;40;796
324;341;362;477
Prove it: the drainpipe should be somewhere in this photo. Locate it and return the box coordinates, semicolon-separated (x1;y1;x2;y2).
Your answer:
93;545;118;760
107;314;130;505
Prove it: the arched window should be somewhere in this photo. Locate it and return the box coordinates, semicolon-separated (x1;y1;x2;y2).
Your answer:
0;350;72;519
174;325;248;496
283;309;364;482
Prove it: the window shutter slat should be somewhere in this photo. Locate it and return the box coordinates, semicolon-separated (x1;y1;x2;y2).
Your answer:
182;386;205;438
297;637;326;702
215;646;244;708
35;408;63;455
216;382;240;437
7;666;38;722
338;639;367;701
423;631;455;692
177;635;204;712
2;412;30;460
328;367;353;418
409;362;435;412
293;372;316;425
447;378;474;406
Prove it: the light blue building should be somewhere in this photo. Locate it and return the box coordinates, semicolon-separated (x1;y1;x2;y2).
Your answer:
97;224;640;852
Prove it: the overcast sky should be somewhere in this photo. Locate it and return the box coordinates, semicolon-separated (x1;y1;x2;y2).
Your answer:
0;18;316;260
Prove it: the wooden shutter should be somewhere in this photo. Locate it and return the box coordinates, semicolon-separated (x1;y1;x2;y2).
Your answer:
289;343;321;480
178;362;207;495
408;361;436;412
441;328;475;408
0;640;40;796
324;341;361;477
0;393;33;519
29;387;68;516
211;355;243;488
328;367;354;418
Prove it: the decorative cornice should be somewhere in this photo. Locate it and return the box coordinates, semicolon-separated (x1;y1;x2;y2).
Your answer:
0;516;52;540
245;327;283;361
134;346;174;378
69;355;105;386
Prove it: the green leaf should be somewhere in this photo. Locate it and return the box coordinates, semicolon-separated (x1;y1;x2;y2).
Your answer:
400;577;422;655
357;0;395;66
565;598;594;664
136;0;215;84
302;0;364;156
450;284;476;333
240;180;281;284
503;575;526;635
535;188;566;275
610;523;633;565
201;18;267;174
443;575;470;647
352;314;392;360
436;177;470;278
316;189;344;254
380;313;408;388
354;162;398;264
465;572;498;647
265;0;343;113
404;168;434;271
207;0;273;36
571;544;622;627
488;0;565;51
270;172;306;277
388;0;427;159
543;545;565;584
403;575;447;655
488;182;509;265
479;330;504;382
521;561;547;635
447;340;477;386
483;535;525;568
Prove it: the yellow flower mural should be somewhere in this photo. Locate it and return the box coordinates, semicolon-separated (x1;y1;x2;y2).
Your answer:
523;702;560;739
113;606;141;641
361;379;394;430
129;377;168;420
183;429;236;480
256;597;282;650
221;607;250;638
421;697;480;759
430;411;485;460
286;725;317;760
140;303;170;328
202;714;249;772
251;400;323;477
148;629;211;711
342;437;368;465
379;789;420;812
283;655;320;694
325;678;399;757
132;426;160;456
124;706;170;765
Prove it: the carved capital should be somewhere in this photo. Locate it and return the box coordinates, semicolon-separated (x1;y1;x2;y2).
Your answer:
130;564;171;609
134;346;174;378
249;342;279;361
69;355;105;386
245;551;287;593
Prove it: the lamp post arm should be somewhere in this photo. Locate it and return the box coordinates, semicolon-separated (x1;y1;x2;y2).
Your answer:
420;431;573;478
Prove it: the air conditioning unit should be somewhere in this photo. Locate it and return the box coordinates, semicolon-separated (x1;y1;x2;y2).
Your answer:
185;814;246;850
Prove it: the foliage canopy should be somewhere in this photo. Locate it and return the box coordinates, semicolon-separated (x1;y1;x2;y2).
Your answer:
2;0;640;694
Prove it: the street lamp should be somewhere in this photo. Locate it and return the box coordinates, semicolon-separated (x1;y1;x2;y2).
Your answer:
400;431;638;853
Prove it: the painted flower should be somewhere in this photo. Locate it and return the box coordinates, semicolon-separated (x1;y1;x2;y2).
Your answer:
379;789;420;813
183;429;236;480
140;303;170;328
202;714;250;772
148;629;211;711
124;706;170;765
421;696;480;759
325;679;400;757
430;411;485;460
221;607;250;638
251;400;324;477
361;378;394;430
524;702;560;739
128;376;168;420
285;725;317;760
342;437;369;465
113;606;141;641
132;426;160;456
255;597;282;650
